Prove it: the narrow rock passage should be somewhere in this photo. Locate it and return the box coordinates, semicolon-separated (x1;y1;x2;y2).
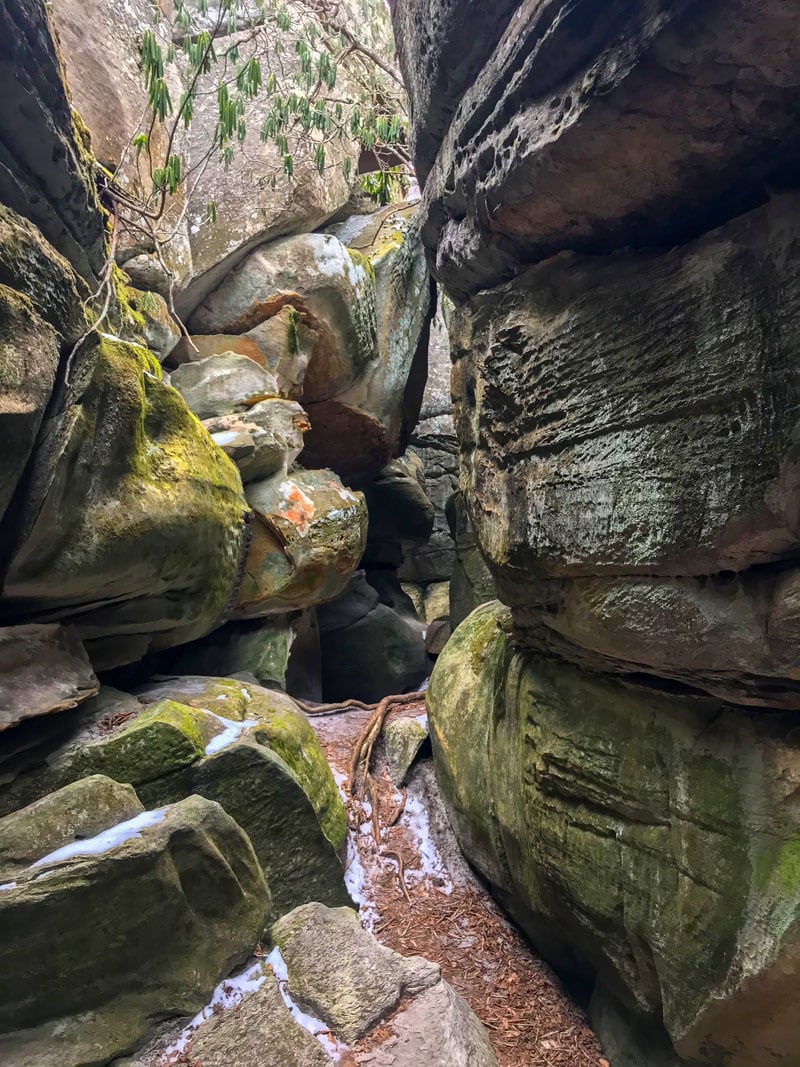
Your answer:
309;698;605;1067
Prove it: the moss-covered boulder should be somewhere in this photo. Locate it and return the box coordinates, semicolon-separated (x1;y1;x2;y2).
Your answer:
273;903;441;1044
137;676;347;851
429;601;800;1066
0;792;269;1067
0;677;348;916
0;336;248;668
0;774;142;879
235;469;368;618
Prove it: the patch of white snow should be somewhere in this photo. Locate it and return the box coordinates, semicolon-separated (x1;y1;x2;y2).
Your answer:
32;808;168;867
160;961;268;1060
204;713;259;755
401;792;453;895
266;947;345;1058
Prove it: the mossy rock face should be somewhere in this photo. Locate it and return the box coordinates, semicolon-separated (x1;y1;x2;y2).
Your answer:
429;602;800;1066
236;468;368;618
144;738;350;918
0;286;58;530
0;335;248;668
0;774;142;879
272;903;440;1044
0;205;92;532
0;794;270;1067
137;676;347;852
0;676;348;914
0;699;212;816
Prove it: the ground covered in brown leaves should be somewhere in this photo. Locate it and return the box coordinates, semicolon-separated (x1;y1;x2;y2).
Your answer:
311;698;606;1067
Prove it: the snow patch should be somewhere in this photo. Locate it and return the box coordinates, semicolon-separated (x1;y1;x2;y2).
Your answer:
344;832;378;930
402;792;453;895
266;947;345;1057
0;881;16;891
160;961;268;1061
204;713;259;755
32;809;168;867
241;687;252;701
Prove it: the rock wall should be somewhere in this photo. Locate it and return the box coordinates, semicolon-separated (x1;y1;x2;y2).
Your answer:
0;3;439;1060
393;0;800;1063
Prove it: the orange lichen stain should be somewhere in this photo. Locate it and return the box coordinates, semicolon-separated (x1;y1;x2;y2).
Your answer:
279;481;316;535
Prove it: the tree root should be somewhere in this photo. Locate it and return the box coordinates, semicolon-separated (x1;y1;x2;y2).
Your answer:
382;848;412;905
295;697;375;716
348;690;426;802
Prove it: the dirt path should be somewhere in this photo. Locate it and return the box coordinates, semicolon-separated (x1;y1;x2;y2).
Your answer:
310;697;606;1067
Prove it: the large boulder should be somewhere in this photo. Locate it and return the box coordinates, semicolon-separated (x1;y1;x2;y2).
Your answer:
236;469;368;618
0;676;348;917
0;787;270;1067
429;603;800;1067
452;193;800;708
189;233;377;396
0;337;248;669
398;0;800;299
309;204;432;481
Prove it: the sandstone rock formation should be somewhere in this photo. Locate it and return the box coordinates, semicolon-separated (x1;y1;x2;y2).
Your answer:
0;786;270;1067
393;0;800;1062
124;903;497;1067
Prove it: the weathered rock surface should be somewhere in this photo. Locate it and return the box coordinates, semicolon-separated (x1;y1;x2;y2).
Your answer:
400;0;800;299
430;603;800;1067
452;193;800;709
384;716;428;786
399;306;458;584
0;624;98;731
319;602;428;703
172;351;280;419
272;903;441;1044
0;676;348;916
0;338;248;669
124;901;496;1067
190;233;377;392
0;791;270;1067
390;0;519;185
236;469;368;619
447;490;497;630
0;0;106;281
205;398;309;483
160;615;293;688
0;774;142;878
311;204;432;481
359;977;498;1067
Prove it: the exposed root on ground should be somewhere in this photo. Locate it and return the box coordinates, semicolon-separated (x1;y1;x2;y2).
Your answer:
348;690;425;801
309;699;606;1067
